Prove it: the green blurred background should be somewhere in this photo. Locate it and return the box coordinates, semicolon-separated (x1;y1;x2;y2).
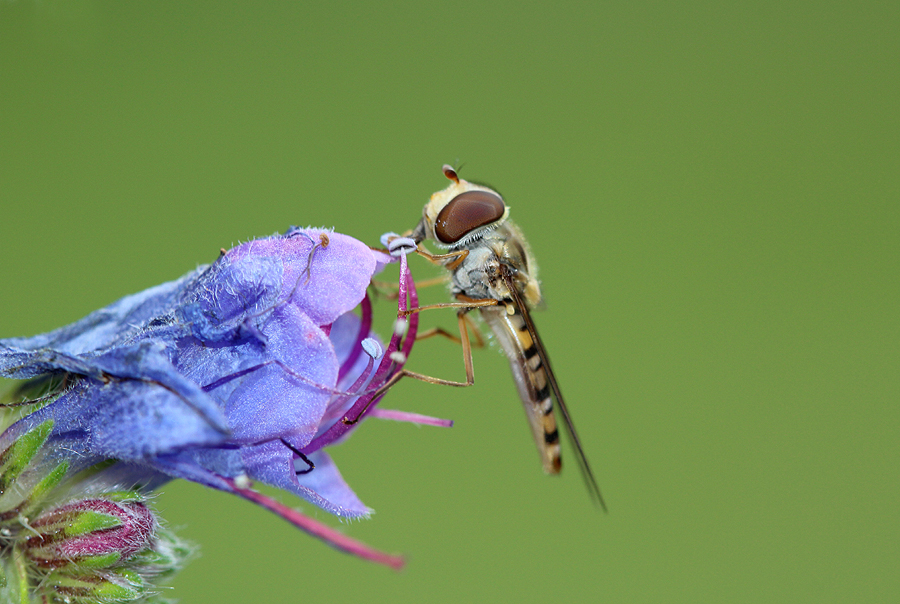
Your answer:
1;1;897;602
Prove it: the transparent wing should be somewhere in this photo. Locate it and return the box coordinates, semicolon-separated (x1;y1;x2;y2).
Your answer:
499;266;607;511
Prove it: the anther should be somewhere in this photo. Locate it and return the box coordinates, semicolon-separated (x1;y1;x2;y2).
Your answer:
361;338;383;359
380;232;400;247
393;318;409;337
387;236;417;257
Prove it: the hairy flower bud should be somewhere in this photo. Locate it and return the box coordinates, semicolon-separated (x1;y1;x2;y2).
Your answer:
25;496;156;571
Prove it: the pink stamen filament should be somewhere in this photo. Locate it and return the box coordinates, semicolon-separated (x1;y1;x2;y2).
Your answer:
317;354;376;430
302;253;420;454
226;479;404;570
337;293;373;383
367;408;453;428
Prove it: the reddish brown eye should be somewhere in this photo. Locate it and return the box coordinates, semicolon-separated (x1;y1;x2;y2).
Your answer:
434;190;505;244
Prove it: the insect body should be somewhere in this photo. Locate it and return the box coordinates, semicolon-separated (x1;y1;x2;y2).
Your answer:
406;165;606;509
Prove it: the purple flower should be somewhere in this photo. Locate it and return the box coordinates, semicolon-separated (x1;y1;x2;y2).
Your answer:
1;228;447;571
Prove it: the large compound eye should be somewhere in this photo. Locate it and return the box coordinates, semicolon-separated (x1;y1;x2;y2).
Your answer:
434;190;505;244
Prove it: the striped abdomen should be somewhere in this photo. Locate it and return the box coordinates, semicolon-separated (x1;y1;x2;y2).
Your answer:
479;303;562;474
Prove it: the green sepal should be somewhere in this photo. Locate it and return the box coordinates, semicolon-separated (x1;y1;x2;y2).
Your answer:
130;526;195;578
65;509;123;538
43;568;144;603
74;551;123;570
62;458;117;486
96;490;144;504
94;568;145;601
0;420;54;494
22;461;69;511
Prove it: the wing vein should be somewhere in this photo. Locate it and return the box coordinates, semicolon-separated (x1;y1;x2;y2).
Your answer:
501;265;608;511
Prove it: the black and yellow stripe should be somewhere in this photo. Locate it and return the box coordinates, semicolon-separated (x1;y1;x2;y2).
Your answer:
480;301;562;474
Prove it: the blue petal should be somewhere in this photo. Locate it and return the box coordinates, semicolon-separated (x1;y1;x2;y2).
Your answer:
241;442;370;517
0;271;199;356
195;303;338;444
10;378;226;462
1;229;390;521
0;345;108;380
245;231;377;326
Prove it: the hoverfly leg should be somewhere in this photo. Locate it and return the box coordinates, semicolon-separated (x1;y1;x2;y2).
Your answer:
416;325;487;348
411;274;452;289
370;274;449;300
456;309;476;385
399;298;497;317
341;301;495;426
413;246;469;271
415;326;458;342
388;310;477;389
416;313;486;348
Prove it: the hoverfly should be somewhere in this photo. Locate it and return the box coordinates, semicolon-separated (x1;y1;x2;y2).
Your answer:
391;165;606;509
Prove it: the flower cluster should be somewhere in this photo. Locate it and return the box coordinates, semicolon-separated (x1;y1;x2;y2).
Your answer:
0;228;443;601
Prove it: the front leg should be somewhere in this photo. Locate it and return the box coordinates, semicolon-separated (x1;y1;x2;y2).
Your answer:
341;310;480;425
415;246;469;271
